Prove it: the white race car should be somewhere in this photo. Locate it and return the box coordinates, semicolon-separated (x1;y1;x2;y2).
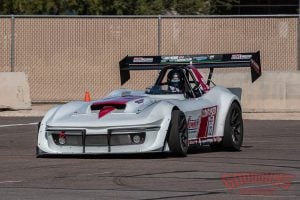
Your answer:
37;51;261;157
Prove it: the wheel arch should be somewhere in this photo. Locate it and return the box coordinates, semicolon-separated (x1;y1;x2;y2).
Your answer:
166;109;189;156
232;99;242;111
214;94;241;137
172;106;180;112
160;105;187;153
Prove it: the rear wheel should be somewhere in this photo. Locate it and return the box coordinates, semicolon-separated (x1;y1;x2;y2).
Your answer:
168;110;188;157
223;102;243;151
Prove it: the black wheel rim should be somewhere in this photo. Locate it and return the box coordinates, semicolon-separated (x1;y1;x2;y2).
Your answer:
230;107;242;144
179;114;188;148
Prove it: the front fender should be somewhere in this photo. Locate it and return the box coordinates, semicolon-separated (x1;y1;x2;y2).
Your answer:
37;105;61;153
142;101;176;151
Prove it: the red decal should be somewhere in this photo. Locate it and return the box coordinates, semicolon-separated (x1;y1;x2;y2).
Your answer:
98;106;115;118
198;106;217;138
198;115;208;138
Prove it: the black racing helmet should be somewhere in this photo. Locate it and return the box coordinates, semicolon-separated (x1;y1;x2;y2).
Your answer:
167;69;185;91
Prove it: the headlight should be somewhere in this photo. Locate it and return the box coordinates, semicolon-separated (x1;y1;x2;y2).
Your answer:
109;130;146;145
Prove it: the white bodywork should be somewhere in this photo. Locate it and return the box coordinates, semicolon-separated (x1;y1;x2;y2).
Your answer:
37;86;240;155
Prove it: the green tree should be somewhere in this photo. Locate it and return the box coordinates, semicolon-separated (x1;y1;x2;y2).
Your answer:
101;0;135;15
12;0;45;14
209;0;239;14
45;0;61;15
0;0;14;14
85;0;104;15
0;0;238;15
134;0;165;15
174;0;210;15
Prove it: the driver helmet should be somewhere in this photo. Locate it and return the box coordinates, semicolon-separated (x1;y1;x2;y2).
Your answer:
167;69;184;92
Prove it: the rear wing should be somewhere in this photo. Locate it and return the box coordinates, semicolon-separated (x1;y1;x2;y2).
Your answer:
119;51;261;85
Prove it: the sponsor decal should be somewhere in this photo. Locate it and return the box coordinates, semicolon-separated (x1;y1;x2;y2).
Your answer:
134;98;144;104
161;56;192;63
209;55;215;60
187;117;200;138
133;57;153;63
207;115;215;137
192;56;208;62
231;54;252;60
198;106;217;138
188;138;200;145
188;118;199;129
202;106;217;117
222;172;296;195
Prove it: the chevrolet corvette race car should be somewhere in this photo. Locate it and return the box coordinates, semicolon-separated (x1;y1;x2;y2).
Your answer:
37;51;261;157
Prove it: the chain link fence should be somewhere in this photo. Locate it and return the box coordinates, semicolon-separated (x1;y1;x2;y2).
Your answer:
0;15;298;102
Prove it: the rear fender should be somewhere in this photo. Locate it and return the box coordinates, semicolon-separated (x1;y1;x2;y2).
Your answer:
202;86;241;137
214;91;241;137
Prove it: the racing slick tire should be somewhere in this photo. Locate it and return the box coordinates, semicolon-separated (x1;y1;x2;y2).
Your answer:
168;110;189;157
222;102;244;151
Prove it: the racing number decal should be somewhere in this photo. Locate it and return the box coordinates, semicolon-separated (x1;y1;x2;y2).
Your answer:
198;106;217;138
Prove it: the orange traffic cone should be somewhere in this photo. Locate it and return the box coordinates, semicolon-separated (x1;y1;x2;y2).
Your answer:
84;91;91;102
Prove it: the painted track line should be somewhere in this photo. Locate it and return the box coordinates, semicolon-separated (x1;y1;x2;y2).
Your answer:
0;122;38;128
0;180;23;184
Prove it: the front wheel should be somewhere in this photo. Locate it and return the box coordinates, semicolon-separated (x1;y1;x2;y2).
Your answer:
167;110;189;157
223;102;244;151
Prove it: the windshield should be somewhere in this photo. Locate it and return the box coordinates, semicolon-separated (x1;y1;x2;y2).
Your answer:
145;85;183;95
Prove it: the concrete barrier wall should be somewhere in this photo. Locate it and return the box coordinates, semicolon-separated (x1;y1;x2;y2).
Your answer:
0;72;31;110
211;71;300;112
1;71;299;112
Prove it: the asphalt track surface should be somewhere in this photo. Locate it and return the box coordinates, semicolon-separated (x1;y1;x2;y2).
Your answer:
0;117;299;200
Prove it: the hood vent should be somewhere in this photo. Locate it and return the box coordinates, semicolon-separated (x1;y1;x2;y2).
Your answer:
91;102;126;111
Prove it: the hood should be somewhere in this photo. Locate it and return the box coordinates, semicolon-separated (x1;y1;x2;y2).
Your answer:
46;95;159;128
91;95;156;116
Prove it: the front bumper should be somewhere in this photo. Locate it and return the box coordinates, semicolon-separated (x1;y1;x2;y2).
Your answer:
37;126;169;155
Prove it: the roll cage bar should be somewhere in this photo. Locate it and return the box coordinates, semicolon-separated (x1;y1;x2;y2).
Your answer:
154;65;201;98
